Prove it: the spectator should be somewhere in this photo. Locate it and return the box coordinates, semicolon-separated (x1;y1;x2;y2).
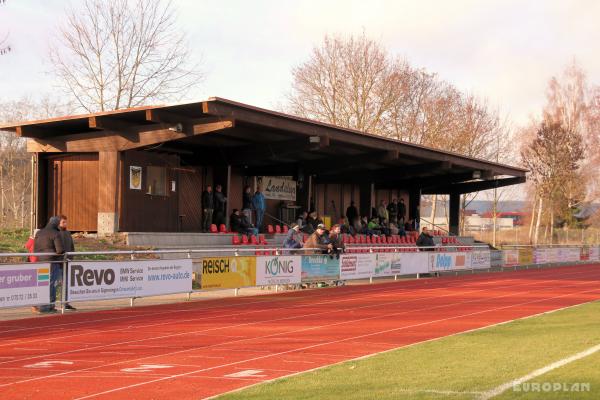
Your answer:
387;198;398;225
303;223;332;254
252;185;266;232
239;212;259;236
346;201;358;226
405;219;414;232
58;215;76;311
230;209;242;232
24;229;40;263
242;185;253;225
327;224;345;259
416;226;435;251
283;223;303;249
353;217;363;235
306;211;319;232
213;184;227;227
201;185;214;232
389;223;399;236
368;217;383;236
414;204;420;231
377;200;388;224
398;198;407;225
33;216;65;313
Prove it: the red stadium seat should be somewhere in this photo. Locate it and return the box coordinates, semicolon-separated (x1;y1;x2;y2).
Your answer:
232;235;241;245
241;235;249;245
267;225;275;234
283;225;289;233
209;224;218;233
275;225;282;233
219;224;227;233
250;235;258;245
259;234;267;245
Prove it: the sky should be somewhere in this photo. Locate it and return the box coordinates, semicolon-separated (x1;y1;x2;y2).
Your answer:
2;0;600;127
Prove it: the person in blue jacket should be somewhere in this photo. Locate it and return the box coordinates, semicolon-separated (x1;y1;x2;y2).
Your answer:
252;185;266;232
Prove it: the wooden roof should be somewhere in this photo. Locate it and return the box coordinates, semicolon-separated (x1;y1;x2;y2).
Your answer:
0;97;526;194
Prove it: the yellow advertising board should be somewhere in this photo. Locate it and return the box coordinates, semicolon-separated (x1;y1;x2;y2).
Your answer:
200;257;256;289
518;248;533;265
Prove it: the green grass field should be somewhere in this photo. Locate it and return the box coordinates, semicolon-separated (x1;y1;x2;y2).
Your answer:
219;301;600;400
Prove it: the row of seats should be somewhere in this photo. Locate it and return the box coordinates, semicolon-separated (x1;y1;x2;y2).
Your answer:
267;225;289;234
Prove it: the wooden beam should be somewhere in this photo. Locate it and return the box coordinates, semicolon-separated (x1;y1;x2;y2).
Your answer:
202;100;526;177
219;135;329;165
305;150;398;175
16;125;47;138
421;176;526;194
27;119;234;153
316;160;451;179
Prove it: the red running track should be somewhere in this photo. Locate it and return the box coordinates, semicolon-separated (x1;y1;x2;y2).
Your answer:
1;264;600;399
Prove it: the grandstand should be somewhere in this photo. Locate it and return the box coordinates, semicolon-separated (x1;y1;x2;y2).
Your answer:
1;97;525;250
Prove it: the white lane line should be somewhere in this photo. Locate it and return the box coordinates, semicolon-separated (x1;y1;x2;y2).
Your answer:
0;265;553;338
1;268;563;367
478;343;600;399
71;286;600;399
1;267;595;390
0;269;510;346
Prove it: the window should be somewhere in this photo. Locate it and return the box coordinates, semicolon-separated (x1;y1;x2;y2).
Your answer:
146;166;167;196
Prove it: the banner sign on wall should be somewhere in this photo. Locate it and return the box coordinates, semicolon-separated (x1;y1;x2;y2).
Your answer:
301;255;340;281
201;257;256;289
590;247;600;262
340;254;375;280
0;264;51;308
471;249;491;269
68;259;192;301
257;176;296;201
430;252;472;271
374;252;430;276
518;248;533;265
503;250;519;267
256;256;301;285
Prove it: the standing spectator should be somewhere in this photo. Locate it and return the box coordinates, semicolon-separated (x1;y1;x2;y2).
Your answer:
283;223;303;249
377;200;389;225
303;224;333;254
202;185;214;232
296;210;309;232
58;215;76;311
213;184;227;227
398;198;407;225
387;199;398;225
414;204;420;231
252;185;266;232
416;226;435;251
346;201;358;226
33;216;65;313
242;185;253;225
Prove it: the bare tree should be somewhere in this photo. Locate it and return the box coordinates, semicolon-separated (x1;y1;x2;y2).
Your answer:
0;97;74;229
0;0;11;55
49;0;201;112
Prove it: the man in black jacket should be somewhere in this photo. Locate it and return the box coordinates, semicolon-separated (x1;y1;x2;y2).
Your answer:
416;227;435;251
33;216;65;313
345;202;358;227
398;198;407;225
213;184;227;227
202;185;214;232
58;215;76;311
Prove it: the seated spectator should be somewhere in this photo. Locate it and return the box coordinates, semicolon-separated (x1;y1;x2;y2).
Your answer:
416;227;435;251
303;223;332;254
229;209;242;232
327;224;345;259
405;219;414;232
368;217;383;236
389;223;399;236
377;200;389;224
307;211;319;232
239;212;259;236
283;223;303;249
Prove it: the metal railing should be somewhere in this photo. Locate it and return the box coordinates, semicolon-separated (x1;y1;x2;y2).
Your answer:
1;243;596;315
